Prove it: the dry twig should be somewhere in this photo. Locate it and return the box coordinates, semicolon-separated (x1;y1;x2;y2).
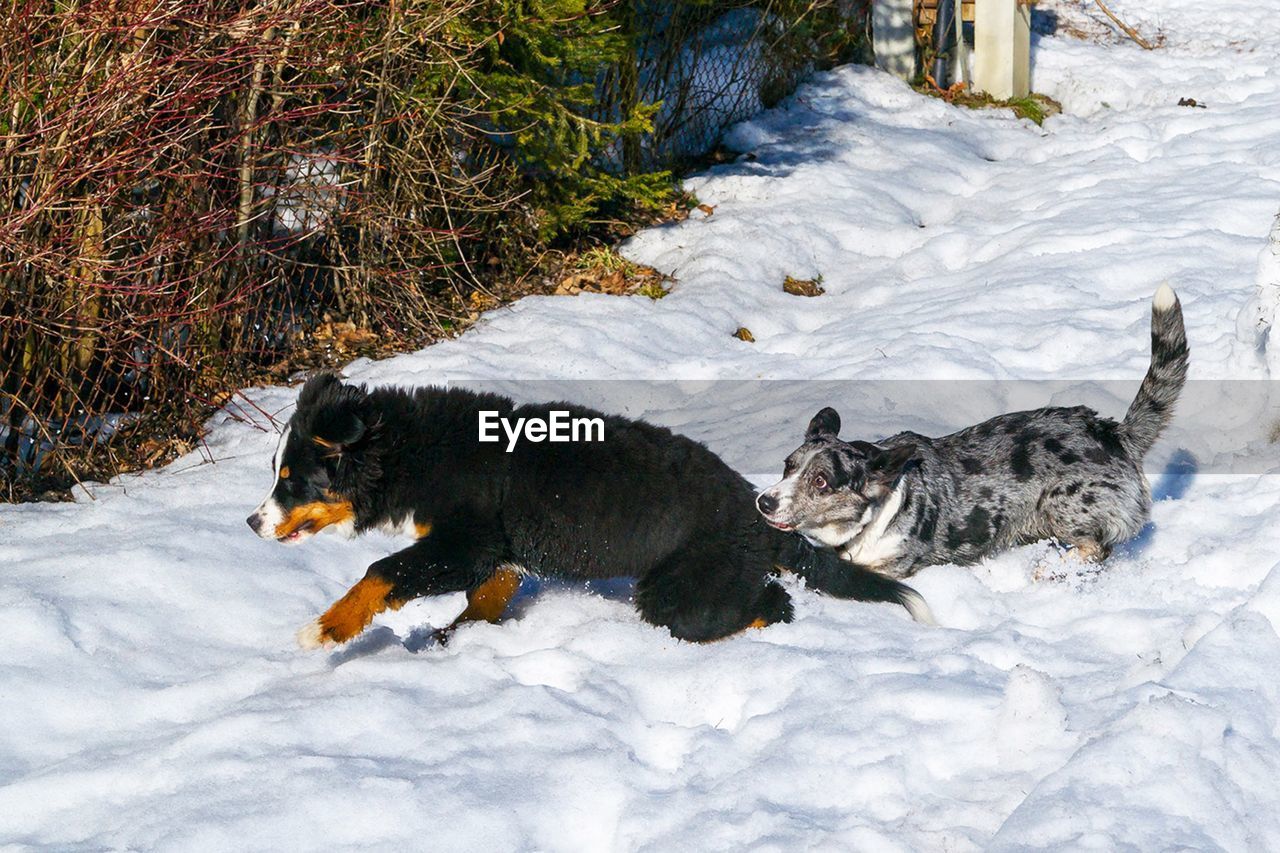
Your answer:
1095;0;1155;50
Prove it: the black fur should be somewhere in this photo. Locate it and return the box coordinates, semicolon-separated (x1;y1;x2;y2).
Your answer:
261;375;928;642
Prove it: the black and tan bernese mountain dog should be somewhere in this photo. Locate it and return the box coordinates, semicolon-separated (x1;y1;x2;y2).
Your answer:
247;373;933;648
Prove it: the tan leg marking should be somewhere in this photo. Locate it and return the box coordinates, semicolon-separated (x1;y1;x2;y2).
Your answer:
705;617;773;642
456;567;522;625
299;574;400;648
427;567;522;645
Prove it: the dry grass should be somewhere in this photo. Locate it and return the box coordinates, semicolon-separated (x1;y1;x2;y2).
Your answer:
554;248;672;300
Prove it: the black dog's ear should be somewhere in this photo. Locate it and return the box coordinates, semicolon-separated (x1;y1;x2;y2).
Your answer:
312;405;366;452
300;377;369;453
868;443;917;481
297;372;343;409
806;407;841;441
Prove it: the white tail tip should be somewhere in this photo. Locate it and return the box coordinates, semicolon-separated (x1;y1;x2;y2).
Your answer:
902;589;938;626
296;620;328;650
1153;283;1178;312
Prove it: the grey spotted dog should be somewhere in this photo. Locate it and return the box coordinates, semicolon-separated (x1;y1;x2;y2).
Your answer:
756;285;1189;579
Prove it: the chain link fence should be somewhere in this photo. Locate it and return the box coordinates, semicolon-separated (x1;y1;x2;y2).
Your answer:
601;1;869;170
1;0;868;500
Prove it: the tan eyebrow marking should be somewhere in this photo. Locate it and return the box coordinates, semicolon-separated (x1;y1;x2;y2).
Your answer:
279;465;291;480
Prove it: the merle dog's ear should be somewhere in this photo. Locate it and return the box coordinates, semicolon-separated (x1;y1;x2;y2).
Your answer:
868;443;917;481
806;407;841;441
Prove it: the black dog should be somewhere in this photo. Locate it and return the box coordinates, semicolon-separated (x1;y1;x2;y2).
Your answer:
756;285;1189;578
247;375;933;648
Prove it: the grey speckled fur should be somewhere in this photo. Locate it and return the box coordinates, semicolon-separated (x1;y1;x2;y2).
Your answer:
756;286;1189;579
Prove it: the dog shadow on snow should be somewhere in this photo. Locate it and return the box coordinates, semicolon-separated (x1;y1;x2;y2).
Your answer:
327;626;406;664
328;576;638;665
1114;448;1198;559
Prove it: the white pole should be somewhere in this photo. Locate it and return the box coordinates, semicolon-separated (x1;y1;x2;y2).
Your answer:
973;0;1031;99
954;0;969;85
873;0;918;81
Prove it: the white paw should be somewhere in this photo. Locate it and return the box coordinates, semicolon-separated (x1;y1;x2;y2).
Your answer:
295;620;330;650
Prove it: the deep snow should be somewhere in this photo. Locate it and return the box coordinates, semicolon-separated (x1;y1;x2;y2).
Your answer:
5;0;1280;849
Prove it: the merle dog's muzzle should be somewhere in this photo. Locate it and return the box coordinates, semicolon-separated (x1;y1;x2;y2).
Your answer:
756;491;795;531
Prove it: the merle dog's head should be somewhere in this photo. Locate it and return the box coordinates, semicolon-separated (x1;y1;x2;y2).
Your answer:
756;407;916;548
246;373;380;545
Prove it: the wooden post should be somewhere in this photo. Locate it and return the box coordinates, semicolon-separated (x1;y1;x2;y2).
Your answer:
972;0;1030;99
873;0;917;81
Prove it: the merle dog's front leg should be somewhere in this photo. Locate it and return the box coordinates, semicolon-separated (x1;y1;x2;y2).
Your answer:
298;520;504;648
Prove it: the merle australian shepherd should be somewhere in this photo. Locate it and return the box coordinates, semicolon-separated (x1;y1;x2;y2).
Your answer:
756;285;1189;578
247;374;934;648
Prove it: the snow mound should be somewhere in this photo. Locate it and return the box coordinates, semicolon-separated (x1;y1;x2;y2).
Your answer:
5;0;1280;848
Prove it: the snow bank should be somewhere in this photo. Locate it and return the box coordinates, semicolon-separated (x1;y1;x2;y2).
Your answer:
4;0;1280;848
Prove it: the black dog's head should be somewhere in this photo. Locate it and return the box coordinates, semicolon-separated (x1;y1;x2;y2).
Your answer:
755;407;916;548
246;373;379;544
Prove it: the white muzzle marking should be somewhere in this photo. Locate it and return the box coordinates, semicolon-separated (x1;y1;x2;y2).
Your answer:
249;426;291;540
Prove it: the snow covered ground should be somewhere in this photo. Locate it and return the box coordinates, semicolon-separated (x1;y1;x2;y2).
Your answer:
5;0;1280;848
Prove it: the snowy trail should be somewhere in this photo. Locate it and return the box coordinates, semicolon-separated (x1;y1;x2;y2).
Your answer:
5;1;1280;849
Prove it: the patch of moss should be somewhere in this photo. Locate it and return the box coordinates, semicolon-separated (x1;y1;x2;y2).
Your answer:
635;283;669;300
575;247;636;274
915;84;1063;126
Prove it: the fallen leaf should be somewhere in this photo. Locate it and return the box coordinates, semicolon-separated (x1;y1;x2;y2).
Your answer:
783;275;825;297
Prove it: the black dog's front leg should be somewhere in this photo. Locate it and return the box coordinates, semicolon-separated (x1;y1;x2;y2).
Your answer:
784;539;935;624
298;518;507;648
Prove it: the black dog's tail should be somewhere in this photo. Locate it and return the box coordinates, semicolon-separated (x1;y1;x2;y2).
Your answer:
1121;284;1189;458
775;535;936;625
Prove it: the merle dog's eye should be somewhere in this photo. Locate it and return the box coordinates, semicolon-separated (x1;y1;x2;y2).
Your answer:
812;474;828;491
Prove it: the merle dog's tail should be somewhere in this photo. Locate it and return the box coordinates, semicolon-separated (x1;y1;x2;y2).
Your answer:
1121;284;1189;458
775;535;935;625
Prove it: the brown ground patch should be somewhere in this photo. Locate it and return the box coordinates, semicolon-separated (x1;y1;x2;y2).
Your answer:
553;248;673;300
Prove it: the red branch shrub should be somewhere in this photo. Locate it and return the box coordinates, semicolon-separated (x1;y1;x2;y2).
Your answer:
0;0;867;498
0;0;508;494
